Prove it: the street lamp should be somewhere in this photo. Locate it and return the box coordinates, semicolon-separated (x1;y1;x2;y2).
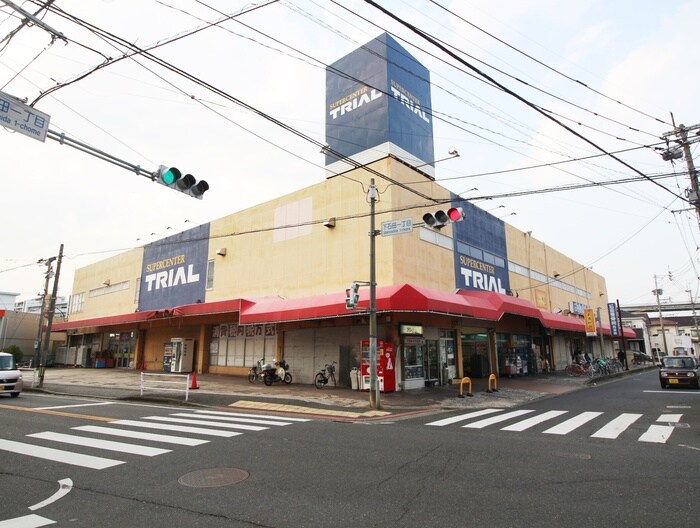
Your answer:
487;205;505;212
498;212;517;219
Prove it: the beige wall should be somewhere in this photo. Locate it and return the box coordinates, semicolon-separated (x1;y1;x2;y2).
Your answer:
71;248;143;319
67;157;609;322
505;225;608;314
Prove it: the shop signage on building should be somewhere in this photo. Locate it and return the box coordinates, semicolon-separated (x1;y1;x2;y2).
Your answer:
607;302;620;337
325;33;434;167
138;223;210;311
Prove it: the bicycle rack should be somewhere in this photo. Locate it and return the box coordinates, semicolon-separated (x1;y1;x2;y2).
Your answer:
486;373;499;393
457;376;473;398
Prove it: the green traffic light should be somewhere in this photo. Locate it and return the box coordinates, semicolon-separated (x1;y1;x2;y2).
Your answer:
160;167;181;185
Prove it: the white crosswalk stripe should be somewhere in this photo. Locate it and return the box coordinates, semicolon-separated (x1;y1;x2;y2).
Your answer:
543;411;603;435
501;410;568;432
590;413;642;439
426;409;685;445
0;410;310;470
463;409;535;429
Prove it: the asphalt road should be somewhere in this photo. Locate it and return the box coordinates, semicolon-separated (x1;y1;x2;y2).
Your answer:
0;369;697;527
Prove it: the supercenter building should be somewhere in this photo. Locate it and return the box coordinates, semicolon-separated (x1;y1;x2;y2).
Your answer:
54;34;631;388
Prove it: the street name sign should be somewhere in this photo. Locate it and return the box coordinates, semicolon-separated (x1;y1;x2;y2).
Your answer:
0;90;50;142
381;218;413;236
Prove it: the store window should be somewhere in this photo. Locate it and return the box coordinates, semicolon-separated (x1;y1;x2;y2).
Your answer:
105;331;136;368
209;324;276;368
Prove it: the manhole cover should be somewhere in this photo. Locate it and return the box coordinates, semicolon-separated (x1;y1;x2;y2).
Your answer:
179;468;249;488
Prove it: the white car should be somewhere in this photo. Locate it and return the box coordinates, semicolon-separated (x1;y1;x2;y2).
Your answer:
0;352;23;397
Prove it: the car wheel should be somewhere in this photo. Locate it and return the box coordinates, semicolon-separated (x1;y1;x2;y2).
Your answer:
10;392;19;398
660;383;666;389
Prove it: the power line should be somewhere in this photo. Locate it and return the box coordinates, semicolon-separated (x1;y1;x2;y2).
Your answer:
362;0;686;206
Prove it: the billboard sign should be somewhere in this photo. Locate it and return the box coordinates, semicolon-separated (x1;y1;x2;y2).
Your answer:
325;33;434;166
138;224;210;311
453;197;510;293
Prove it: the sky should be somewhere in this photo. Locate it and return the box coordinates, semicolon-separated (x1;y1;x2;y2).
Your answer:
1;0;699;311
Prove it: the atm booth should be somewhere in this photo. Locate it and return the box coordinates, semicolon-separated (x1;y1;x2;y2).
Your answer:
163;338;194;373
360;340;396;392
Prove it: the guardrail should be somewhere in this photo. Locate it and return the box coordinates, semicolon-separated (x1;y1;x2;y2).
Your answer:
19;368;38;388
140;372;191;401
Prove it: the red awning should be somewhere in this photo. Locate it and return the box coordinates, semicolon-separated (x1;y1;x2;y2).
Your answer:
53;283;634;338
52;309;163;331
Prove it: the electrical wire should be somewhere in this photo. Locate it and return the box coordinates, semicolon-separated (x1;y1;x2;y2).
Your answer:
362;0;687;205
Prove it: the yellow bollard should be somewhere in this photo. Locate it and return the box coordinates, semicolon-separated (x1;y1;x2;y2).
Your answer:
458;376;473;398
487;373;499;393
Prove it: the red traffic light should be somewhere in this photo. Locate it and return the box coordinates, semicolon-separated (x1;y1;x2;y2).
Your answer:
423;207;464;228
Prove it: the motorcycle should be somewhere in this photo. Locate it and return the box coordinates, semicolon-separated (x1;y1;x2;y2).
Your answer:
262;359;293;386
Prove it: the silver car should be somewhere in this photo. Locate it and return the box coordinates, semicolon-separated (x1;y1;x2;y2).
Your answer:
0;352;23;397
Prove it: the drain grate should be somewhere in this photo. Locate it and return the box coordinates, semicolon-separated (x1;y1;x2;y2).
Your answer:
179;468;250;488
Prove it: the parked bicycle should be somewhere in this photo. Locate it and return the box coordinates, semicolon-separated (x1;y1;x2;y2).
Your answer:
314;361;337;389
248;358;265;383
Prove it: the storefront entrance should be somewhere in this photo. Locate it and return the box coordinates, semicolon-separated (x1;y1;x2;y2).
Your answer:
461;333;489;378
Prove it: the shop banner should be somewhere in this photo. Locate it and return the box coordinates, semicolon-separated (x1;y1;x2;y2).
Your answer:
584;308;597;337
607;302;621;337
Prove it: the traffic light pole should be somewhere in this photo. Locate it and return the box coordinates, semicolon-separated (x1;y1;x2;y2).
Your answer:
369;179;380;409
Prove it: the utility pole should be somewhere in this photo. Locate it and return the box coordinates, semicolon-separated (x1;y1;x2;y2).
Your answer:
38;243;63;388
34;257;56;368
686;289;700;350
368;179;380;410
662;120;700;223
652;275;669;361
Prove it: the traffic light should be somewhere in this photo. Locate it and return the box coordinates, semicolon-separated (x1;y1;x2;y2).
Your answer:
155;165;209;199
345;282;360;309
422;206;464;228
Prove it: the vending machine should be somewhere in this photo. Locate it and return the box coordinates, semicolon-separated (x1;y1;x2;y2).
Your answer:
360;340;396;392
170;338;194;372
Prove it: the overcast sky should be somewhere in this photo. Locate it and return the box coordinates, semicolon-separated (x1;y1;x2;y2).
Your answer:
1;0;699;310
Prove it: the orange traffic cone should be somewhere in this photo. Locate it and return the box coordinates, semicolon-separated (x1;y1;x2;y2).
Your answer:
140;359;146;371
190;371;199;390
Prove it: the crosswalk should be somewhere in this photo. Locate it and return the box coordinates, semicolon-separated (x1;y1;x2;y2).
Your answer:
0;409;311;470
426;408;686;444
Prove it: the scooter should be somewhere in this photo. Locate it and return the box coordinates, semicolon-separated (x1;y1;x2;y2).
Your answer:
262;359;293;386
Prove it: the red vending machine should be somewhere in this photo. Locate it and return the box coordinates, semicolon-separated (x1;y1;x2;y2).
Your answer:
360;341;396;392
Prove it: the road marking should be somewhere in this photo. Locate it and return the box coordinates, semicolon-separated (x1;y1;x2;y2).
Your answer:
170;412;295;427
463;409;535;429
230;399;389;418
643;390;700;394
110;419;242;437
28;478;72;511
543;412;603;435
679;444;700;451
194;409;311;422
426;408;503;426
72;425;209;446
501;410;568;432
657;414;682;423
0;439;123;469
35;402;116;410
141;415;268;431
0;513;56;527
639;424;674;443
27;432;171;457
0;404;114;422
590;413;642;439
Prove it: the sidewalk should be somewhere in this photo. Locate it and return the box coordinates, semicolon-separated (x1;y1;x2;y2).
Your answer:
21;364;656;419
